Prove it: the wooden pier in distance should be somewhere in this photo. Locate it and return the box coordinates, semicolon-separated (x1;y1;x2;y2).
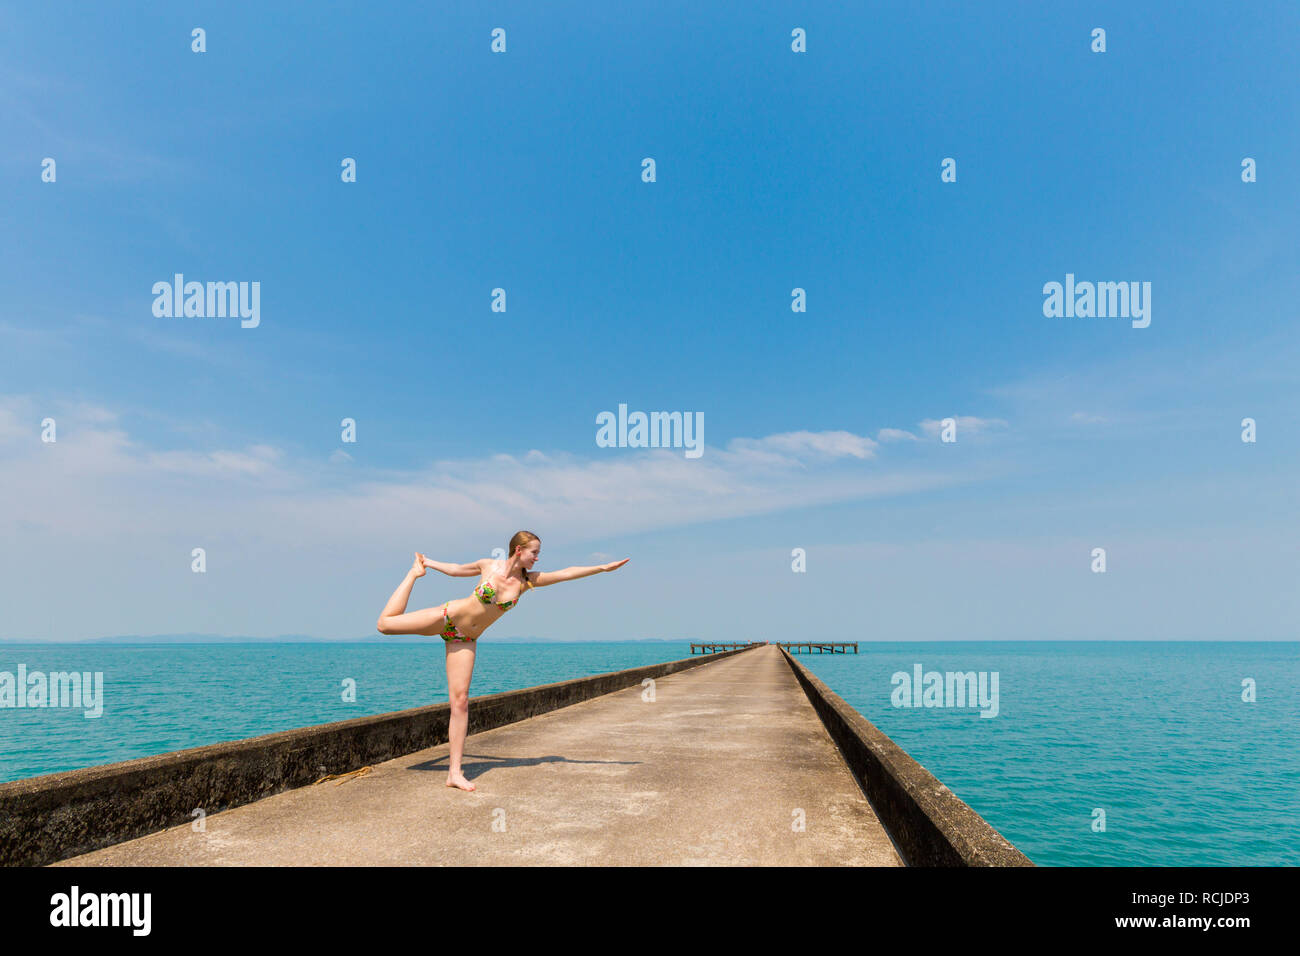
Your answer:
692;641;858;654
781;642;858;654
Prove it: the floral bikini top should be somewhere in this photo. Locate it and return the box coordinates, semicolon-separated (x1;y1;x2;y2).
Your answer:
473;564;530;611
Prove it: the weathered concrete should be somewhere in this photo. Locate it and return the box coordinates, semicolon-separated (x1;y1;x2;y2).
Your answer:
781;647;1034;866
0;646;750;867
52;645;904;866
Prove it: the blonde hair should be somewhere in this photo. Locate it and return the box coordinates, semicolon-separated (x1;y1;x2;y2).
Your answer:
509;530;539;588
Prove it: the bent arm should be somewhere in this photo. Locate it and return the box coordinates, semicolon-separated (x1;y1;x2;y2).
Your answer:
422;557;486;577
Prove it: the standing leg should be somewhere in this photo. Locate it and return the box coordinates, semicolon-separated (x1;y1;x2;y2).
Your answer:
444;640;478;791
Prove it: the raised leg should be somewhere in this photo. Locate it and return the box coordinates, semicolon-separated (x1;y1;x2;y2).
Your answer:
376;555;444;635
444;641;477;791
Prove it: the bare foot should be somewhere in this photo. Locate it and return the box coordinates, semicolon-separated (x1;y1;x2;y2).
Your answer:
446;771;476;792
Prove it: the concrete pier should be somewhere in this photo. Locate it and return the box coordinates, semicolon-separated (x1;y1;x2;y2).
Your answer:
8;644;1032;866
51;645;904;866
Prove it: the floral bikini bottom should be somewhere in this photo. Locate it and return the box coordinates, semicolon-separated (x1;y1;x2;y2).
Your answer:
439;603;476;643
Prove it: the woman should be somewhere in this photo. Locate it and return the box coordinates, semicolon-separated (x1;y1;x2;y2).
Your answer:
376;530;629;792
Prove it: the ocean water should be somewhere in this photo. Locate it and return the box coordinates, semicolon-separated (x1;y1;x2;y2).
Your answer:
797;642;1300;867
0;641;697;785
2;640;1295;867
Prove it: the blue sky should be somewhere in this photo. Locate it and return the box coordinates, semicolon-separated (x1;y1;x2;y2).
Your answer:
2;1;1297;641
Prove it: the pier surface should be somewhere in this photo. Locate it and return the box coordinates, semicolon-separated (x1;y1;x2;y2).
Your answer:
55;645;903;866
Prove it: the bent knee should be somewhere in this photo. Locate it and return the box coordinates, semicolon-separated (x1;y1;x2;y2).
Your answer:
376;618;393;635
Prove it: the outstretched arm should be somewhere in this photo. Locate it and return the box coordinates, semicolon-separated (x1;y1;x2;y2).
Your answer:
419;555;486;577
530;558;629;588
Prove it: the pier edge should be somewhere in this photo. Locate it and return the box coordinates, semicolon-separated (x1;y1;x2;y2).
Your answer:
779;646;1035;866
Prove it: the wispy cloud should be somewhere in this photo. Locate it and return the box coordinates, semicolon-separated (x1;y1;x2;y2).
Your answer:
917;416;1008;438
723;430;879;467
876;428;922;442
0;394;996;550
0;70;187;183
980;327;1300;429
0;310;288;386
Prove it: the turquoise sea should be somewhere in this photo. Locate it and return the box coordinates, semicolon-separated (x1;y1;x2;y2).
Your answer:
798;642;1300;867
2;640;1296;867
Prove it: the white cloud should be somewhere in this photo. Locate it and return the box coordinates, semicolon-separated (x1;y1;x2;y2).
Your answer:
917;416;1009;438
0;394;986;550
146;444;284;478
724;430;878;466
0;393;1005;637
876;428;920;442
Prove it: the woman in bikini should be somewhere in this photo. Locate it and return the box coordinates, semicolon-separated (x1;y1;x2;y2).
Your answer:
376;530;629;792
